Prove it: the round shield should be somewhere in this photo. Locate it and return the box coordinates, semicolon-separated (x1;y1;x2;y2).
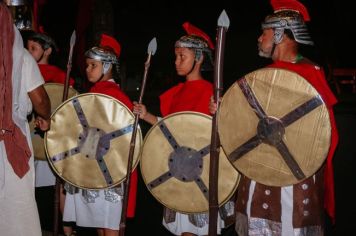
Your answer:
218;68;331;186
44;93;142;189
140;112;240;214
30;83;78;160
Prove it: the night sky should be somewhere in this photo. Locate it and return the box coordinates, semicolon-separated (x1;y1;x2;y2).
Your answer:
38;0;356;94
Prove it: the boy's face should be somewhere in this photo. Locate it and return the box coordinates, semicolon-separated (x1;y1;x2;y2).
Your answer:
174;47;197;77
85;58;104;83
27;40;45;62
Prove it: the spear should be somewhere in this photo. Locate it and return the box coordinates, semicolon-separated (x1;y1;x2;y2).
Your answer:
53;30;76;236
119;37;157;236
62;30;76;101
209;10;230;236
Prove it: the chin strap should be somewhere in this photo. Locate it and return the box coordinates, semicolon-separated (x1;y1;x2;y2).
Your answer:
186;60;196;76
37;51;45;63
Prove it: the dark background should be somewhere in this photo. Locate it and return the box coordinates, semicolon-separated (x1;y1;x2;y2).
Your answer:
30;0;356;235
38;0;356;94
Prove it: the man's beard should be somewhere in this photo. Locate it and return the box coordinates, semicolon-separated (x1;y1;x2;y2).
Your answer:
258;44;272;58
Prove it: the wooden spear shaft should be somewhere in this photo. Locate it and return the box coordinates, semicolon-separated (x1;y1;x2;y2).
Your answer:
209;10;229;236
53;30;76;236
120;38;156;236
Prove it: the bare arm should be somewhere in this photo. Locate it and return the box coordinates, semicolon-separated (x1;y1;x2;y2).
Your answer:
28;85;51;130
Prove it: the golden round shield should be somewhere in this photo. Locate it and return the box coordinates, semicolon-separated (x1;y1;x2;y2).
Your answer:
44;93;142;189
140;112;239;214
218;68;331;186
30;83;78;160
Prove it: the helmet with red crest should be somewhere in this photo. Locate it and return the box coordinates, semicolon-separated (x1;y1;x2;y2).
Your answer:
262;0;314;45
175;22;215;71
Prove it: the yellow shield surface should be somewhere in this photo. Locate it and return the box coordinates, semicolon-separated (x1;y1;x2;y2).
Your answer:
140;112;239;214
218;68;331;186
45;93;142;189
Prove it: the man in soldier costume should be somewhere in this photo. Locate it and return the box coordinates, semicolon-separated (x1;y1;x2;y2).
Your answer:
233;0;339;235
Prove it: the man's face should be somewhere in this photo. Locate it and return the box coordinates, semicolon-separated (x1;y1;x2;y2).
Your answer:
257;28;275;58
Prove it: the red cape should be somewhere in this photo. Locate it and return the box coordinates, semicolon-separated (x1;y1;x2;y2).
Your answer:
160;79;213;116
39;64;75;86
269;61;339;223
90;80;137;218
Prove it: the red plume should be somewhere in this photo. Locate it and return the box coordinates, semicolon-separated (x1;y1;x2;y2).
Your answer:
182;22;214;50
271;0;310;22
100;34;121;57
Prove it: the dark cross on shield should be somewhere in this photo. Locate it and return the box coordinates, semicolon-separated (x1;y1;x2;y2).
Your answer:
146;121;211;201
228;77;323;180
49;97;134;186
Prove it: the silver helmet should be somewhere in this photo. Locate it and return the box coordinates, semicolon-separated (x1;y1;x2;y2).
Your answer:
85;46;118;74
262;10;314;45
4;0;27;6
28;32;58;51
175;22;214;72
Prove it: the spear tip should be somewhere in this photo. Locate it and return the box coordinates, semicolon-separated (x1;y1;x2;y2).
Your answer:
218;10;230;29
148;37;157;55
70;30;76;47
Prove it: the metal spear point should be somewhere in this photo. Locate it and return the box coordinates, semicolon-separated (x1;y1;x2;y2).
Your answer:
147;37;157;55
140;37;157;103
62;30;76;101
69;30;76;60
218;9;230;28
214;10;230;92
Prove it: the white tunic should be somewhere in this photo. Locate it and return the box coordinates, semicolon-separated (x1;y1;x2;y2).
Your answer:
163;211;225;235
63;188;123;230
0;27;45;236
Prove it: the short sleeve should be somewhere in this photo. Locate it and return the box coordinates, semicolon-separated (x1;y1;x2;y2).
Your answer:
22;50;45;93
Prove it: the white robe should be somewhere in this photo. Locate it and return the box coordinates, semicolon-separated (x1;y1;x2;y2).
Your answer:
0;26;45;236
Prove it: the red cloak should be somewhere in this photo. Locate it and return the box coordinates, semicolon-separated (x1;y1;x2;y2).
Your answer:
160;79;213;116
268;61;339;223
39;64;75;86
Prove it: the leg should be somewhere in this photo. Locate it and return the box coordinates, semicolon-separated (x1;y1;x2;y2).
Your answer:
100;228;119;236
97;228;104;236
60;182;74;236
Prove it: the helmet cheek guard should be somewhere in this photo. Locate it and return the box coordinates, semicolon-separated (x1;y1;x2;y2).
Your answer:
102;62;111;75
194;49;203;62
273;27;285;44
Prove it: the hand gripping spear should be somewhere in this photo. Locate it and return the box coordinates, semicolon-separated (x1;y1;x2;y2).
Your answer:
209;10;230;236
119;37;157;236
53;30;76;236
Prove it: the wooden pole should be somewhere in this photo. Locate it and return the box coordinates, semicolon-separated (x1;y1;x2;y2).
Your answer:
209;10;230;236
119;38;157;236
53;30;76;236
